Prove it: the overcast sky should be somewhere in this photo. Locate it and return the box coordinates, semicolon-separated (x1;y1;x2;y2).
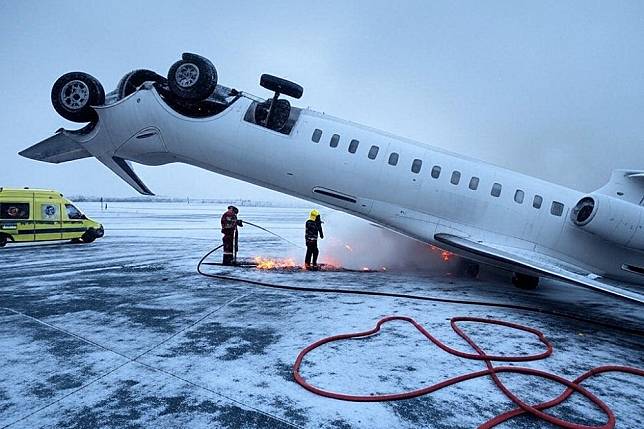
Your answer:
1;1;642;200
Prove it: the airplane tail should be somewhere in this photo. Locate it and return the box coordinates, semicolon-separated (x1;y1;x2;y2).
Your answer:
596;169;644;206
20;128;154;195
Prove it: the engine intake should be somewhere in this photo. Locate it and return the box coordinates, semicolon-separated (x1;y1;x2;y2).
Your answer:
571;194;644;250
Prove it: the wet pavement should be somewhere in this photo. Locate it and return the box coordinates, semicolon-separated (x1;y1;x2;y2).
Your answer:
1;203;642;428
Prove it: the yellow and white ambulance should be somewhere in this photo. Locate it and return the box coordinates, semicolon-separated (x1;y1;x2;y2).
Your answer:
0;188;103;247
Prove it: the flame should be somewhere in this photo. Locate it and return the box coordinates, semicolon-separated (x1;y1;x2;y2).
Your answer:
254;256;298;270
441;251;451;262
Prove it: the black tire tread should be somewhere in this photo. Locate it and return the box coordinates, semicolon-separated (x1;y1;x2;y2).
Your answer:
51;72;105;123
167;53;217;101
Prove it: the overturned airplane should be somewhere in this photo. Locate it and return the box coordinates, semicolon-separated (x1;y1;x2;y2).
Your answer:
20;53;644;303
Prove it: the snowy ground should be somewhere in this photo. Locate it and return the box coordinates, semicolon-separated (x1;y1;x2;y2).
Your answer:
0;202;642;429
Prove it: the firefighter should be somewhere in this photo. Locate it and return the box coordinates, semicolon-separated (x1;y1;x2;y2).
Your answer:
221;205;243;265
305;209;324;269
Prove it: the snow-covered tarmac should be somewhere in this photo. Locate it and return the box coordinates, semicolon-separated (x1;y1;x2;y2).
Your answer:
1;203;642;428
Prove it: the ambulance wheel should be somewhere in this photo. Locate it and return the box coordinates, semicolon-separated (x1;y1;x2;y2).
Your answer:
511;272;539;290
81;230;96;243
51;72;105;123
167;53;217;101
0;234;8;247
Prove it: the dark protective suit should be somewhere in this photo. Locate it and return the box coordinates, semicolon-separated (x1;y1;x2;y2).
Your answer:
305;216;324;267
221;208;242;265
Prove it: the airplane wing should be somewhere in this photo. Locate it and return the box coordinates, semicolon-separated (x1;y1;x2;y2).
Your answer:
434;233;644;304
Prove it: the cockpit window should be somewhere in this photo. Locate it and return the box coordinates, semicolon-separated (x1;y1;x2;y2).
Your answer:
65;204;84;220
244;99;302;135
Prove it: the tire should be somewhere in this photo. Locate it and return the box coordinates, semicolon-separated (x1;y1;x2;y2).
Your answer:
117;69;167;99
260;74;303;99
81;229;96;243
70;238;82;244
167;53;217;101
511;272;539;290
0;234;8;247
51;72;105;122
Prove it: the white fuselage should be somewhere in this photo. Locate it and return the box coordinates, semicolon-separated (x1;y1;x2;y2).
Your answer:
85;87;644;284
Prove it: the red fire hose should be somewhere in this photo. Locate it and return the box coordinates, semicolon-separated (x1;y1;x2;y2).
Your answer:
293;316;643;429
198;246;643;428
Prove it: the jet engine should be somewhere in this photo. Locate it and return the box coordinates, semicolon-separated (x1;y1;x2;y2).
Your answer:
570;194;644;250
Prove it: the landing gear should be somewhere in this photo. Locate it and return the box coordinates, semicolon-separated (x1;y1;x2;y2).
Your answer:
512;272;539;290
51;72;105;123
167;53;217;101
117;69;167;99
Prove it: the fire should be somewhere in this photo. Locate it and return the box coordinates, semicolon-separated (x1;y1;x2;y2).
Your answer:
427;244;453;263
254;256;298;270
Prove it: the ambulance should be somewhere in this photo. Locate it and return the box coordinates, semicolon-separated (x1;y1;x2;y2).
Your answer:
0;188;103;247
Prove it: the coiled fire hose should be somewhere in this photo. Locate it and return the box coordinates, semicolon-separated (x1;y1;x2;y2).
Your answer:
197;228;643;429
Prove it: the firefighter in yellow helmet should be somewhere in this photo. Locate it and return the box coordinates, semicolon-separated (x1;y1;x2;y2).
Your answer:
304;209;324;269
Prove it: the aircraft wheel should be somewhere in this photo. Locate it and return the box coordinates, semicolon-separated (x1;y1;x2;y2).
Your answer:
168;53;217;101
117;69;167;99
0;234;8;247
511;272;539;290
51;72;105;123
167;53;217;101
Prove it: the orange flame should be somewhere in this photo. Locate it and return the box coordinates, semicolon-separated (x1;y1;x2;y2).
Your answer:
254;256;298;270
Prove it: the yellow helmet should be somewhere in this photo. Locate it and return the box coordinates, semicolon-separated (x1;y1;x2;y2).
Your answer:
309;209;320;220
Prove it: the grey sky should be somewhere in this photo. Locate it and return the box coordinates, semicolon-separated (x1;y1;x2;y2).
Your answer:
1;1;642;200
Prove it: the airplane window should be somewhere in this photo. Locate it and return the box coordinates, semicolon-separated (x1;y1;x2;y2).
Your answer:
469;177;479;190
330;134;340;148
551;201;564;216
451;171;461;185
411;159;422;174
491;183;502;197
312;129;322;143
431;166;441;179
348;139;359;154
514;189;525;204
388;153;399;166
368;145;380;160
533;195;543;209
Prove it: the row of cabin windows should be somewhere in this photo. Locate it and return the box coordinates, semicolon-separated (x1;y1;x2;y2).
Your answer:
311;129;565;216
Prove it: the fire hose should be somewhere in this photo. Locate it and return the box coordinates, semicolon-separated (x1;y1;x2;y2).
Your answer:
197;234;643;428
